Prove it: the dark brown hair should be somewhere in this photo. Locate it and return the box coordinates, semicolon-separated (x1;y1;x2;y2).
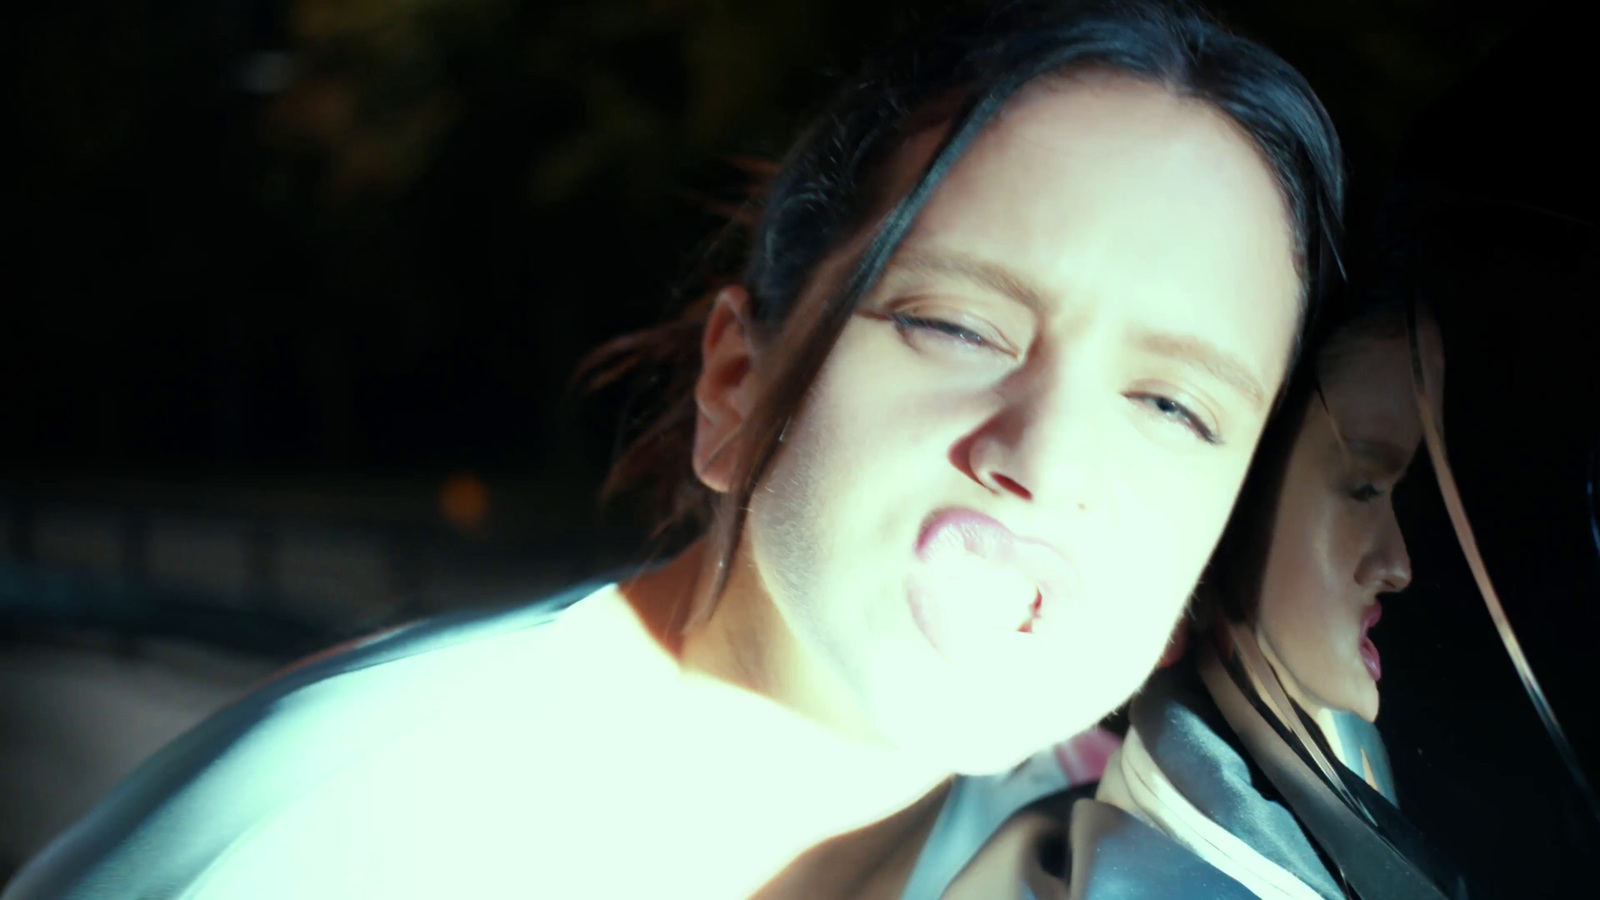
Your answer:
581;0;1347;628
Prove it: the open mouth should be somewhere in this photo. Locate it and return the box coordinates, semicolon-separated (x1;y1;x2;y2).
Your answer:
1358;603;1383;682
1017;591;1045;633
907;508;1078;660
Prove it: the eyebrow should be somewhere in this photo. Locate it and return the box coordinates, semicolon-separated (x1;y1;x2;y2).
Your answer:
889;249;1051;312
1343;438;1414;475
891;248;1269;410
1137;330;1268;411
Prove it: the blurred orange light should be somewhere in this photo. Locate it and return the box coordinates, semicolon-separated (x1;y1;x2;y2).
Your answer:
440;472;489;531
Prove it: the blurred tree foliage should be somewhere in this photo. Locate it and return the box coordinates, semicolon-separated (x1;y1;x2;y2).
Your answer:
7;0;1515;487
264;0;878;204
262;0;1512;209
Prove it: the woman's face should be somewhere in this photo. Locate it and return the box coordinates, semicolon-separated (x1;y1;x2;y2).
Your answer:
712;75;1304;773
1256;334;1436;722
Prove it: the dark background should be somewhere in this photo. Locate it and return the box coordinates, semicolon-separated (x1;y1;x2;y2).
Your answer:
3;0;1514;492
4;0;1595;895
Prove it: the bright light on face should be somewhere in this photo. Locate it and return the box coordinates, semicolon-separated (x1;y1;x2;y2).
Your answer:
746;75;1303;774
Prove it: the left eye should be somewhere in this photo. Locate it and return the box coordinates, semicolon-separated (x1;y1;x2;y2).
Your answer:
1130;393;1220;445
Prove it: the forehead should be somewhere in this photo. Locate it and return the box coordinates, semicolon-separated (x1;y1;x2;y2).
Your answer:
884;74;1301;382
1322;336;1435;447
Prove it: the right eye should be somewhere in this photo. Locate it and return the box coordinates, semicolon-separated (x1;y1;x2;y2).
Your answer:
887;312;997;351
1346;483;1385;503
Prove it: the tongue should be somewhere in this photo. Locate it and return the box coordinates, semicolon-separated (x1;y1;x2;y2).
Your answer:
1359;636;1382;681
910;552;1037;664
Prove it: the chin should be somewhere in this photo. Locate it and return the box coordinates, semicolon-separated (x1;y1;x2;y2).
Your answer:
1345;680;1380;723
887;700;1071;777
1357;694;1380;723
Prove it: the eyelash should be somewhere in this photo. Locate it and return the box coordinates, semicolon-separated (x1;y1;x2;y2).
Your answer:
1130;393;1220;445
886;311;1220;446
888;312;994;349
1347;484;1385;503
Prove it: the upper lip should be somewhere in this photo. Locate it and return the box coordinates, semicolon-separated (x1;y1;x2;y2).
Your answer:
916;507;1082;624
1360;602;1383;636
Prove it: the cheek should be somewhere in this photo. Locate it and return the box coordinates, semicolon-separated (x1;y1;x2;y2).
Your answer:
1264;497;1335;611
746;332;940;597
1126;451;1255;577
1258;488;1366;678
772;338;933;511
1078;447;1260;660
1273;503;1365;611
773;320;982;498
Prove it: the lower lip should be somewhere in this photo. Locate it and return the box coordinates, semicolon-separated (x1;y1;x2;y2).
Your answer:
907;510;1074;662
1359;636;1382;682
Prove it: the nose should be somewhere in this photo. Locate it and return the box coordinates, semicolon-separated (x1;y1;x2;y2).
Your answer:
959;371;1096;509
1358;505;1413;594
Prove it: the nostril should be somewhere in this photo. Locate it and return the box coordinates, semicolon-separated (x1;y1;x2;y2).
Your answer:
992;472;1032;500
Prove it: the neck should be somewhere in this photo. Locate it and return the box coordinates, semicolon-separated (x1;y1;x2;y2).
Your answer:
1251;628;1373;780
1254;627;1326;719
675;536;889;746
621;537;950;824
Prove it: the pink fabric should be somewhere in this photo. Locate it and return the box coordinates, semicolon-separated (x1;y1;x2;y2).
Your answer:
1052;727;1123;784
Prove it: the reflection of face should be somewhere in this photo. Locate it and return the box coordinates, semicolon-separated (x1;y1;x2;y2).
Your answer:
742;75;1303;773
1257;335;1435;722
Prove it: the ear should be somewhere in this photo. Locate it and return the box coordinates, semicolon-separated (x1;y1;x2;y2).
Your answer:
692;285;760;493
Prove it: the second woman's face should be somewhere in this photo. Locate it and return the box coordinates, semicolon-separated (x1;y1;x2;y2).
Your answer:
1256;336;1428;722
741;75;1304;773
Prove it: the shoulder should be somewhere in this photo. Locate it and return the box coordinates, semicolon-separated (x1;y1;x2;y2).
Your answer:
2;579;616;900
